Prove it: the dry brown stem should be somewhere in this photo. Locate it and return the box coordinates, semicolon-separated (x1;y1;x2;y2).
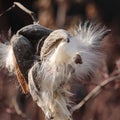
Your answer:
71;73;120;112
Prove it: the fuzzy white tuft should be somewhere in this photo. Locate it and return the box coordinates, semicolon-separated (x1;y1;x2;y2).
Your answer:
72;22;109;80
75;21;109;46
0;42;14;72
28;62;73;120
28;22;109;120
48;22;109;80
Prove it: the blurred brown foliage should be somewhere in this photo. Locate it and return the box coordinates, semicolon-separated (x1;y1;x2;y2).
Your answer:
0;0;120;120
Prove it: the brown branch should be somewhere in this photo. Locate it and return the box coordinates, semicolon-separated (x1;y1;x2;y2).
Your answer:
71;74;120;113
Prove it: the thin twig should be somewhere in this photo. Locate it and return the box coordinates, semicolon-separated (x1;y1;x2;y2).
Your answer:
0;2;37;23
71;74;120;112
0;4;15;17
14;2;37;23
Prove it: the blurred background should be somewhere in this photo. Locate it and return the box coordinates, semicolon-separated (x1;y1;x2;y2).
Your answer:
0;0;120;120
